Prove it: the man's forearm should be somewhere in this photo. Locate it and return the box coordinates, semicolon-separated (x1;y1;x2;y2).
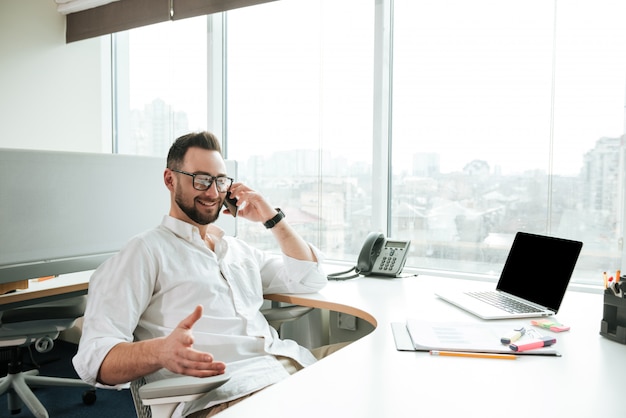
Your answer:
271;221;317;262
97;339;164;386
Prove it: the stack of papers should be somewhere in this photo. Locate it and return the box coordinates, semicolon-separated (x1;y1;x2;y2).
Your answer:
392;319;560;356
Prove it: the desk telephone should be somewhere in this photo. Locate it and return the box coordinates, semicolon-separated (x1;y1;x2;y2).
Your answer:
328;232;411;280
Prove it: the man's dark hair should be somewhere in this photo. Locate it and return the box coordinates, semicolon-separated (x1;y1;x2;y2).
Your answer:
167;131;222;169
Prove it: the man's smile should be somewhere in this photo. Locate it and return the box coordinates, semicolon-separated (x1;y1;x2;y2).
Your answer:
196;197;220;209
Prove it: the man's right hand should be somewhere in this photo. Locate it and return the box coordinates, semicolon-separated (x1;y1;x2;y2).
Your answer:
159;305;227;377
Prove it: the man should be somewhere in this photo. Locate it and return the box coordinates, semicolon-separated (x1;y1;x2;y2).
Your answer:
73;131;328;417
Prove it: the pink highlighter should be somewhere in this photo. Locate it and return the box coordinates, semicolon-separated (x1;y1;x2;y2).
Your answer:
509;336;556;352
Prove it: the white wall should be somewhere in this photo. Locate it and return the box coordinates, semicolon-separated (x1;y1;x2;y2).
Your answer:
0;0;109;152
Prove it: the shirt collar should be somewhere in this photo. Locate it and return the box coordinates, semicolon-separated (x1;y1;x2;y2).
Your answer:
161;215;226;246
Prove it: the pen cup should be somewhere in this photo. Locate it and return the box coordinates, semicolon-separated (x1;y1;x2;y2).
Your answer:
600;292;626;344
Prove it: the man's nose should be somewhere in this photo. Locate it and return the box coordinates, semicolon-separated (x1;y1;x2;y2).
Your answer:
203;181;220;197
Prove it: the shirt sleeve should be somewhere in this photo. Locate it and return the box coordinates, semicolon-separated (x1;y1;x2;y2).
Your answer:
72;235;157;386
260;243;328;294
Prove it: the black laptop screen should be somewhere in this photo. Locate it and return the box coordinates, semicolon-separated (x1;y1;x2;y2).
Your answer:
496;232;583;313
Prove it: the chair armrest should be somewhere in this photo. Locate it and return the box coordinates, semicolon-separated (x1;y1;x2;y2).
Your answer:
139;373;231;400
260;306;313;323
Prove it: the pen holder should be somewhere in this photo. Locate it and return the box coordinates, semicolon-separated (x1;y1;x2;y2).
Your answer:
600;292;626;344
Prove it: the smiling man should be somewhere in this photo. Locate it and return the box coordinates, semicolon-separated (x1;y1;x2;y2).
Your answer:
73;131;329;417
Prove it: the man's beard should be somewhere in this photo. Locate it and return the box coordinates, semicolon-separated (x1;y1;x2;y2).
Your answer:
174;188;221;225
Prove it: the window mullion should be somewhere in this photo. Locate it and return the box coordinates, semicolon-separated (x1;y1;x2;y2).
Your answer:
207;13;227;155
372;0;393;235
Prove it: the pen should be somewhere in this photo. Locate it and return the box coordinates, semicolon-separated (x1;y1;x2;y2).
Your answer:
509;336;556;352
430;350;517;360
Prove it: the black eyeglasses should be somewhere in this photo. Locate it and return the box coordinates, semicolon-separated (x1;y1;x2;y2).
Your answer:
171;169;234;193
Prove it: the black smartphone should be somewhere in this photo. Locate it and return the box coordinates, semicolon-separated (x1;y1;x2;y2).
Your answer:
223;192;238;217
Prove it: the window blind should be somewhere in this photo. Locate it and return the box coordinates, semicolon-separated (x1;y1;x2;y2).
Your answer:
65;0;278;43
172;0;277;21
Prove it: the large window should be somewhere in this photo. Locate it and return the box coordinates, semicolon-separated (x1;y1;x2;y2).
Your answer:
115;0;626;287
391;0;626;283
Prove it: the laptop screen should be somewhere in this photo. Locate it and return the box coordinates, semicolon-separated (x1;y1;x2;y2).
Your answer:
496;232;583;313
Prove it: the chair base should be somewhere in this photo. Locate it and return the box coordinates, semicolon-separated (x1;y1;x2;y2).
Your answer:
0;347;95;418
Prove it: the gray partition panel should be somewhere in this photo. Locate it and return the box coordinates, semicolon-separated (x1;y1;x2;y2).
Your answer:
0;148;236;284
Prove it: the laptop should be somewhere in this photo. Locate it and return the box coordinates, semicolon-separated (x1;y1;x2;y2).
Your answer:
435;232;583;320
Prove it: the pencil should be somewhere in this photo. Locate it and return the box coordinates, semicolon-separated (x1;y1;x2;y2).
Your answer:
429;350;517;360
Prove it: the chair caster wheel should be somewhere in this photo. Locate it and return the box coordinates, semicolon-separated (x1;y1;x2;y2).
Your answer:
34;336;54;353
82;389;97;405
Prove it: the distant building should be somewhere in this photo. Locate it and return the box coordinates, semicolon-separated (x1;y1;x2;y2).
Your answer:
581;136;622;208
412;153;440;177
580;135;625;240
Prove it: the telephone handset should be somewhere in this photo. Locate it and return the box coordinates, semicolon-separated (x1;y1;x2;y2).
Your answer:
328;232;411;280
223;191;238;217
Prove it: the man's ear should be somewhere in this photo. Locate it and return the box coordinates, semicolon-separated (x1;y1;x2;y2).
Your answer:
164;169;175;190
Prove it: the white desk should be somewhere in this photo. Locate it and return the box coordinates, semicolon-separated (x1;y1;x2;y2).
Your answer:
0;271;91;310
222;275;625;418
2;271;622;417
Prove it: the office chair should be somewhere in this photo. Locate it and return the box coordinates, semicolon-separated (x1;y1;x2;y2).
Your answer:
131;304;313;417
0;296;95;418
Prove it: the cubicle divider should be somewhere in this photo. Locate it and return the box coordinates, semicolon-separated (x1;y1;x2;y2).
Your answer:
0;148;236;285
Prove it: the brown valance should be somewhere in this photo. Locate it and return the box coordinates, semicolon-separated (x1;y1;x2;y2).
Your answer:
66;0;278;43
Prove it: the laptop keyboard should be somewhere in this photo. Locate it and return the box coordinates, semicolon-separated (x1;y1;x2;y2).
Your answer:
465;291;543;314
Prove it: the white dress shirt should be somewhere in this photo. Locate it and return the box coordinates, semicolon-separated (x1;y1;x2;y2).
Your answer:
73;215;327;417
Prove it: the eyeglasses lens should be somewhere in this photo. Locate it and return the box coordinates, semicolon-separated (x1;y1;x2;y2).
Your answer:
193;176;231;192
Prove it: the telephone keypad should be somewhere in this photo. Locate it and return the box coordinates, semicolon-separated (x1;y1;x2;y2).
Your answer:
378;255;398;272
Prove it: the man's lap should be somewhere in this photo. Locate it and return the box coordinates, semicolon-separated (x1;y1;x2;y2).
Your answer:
185;342;351;418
